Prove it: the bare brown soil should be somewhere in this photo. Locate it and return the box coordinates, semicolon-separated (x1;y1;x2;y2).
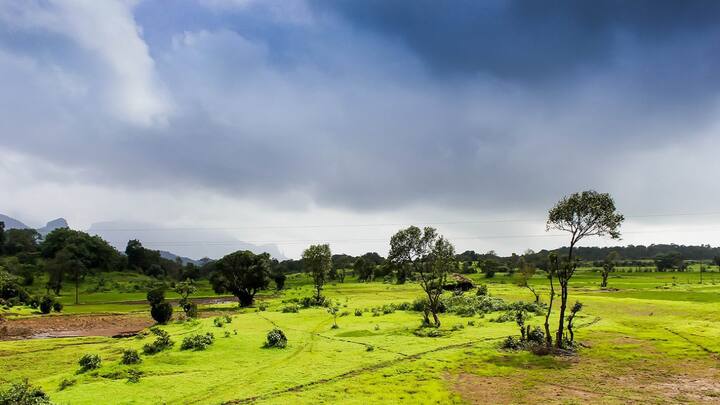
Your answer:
0;313;154;340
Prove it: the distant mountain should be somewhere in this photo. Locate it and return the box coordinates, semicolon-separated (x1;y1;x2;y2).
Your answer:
37;218;69;236
87;221;286;261
158;250;208;266
0;214;30;229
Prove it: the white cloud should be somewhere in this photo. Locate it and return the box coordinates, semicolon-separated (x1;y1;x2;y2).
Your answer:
0;0;170;126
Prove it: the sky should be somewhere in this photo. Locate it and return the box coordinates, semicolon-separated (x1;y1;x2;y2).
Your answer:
1;0;720;259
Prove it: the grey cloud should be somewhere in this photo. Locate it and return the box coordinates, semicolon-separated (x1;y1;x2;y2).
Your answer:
1;0;720;222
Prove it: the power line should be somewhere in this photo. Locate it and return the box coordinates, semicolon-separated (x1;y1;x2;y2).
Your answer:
102;227;720;247
88;211;720;232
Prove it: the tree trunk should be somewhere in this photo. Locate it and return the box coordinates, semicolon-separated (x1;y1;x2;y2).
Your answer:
544;293;554;347
601;273;608;288
237;290;254;307
556;282;568;348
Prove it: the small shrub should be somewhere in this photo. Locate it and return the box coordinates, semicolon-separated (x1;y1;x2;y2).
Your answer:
39;295;54;314
476;284;488;296
354;308;363;316
150;301;173;324
224;331;231;338
213;317;225;327
451;323;465;331
500;336;524;350
374;324;380;331
183;302;198;318
340;310;350;317
223;315;232;323
281;304;299;313
127;369;143;383
467;320;476;326
78;353;101;372
180;333;215;351
366;345;374;352
527;326;545;345
264;328;287;348
258;302;268;311
52;301;63;313
413;328;446;338
58;377;76;391
120;349;142;365
142;327;174;355
484;270;496;278
0;380;52;404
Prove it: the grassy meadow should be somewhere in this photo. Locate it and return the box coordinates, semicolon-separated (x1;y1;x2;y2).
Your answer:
2;268;720;404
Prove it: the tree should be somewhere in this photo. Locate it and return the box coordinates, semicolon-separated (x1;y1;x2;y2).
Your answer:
515;257;539;303
388;226;455;327
3;229;39;256
714;256;720;268
600;251;620;288
302;244;332;302
175;279;197;317
546;190;624;348
211;250;271;307
654;252;685;272
354;257;374;282
0;221;5;255
44;247;86;301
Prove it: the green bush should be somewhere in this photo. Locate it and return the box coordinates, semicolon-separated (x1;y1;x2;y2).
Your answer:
0;380;52;405
476;284;488;296
180;333;215;351
264;328;287;348
146;288;165;306
281;304;299;313
58;378;76;391
142;327;174;355
39;295;54;314
120;349;142;365
78;354;101;372
52;301;63;313
150;301;173;324
354;308;363;316
183;302;198;318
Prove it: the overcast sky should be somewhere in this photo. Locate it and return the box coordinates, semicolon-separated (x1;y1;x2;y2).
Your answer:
1;0;720;259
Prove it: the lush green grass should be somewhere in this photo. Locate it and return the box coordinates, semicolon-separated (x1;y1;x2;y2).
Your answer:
2;270;720;404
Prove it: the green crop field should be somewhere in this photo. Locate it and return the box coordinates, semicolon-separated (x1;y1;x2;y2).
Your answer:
2;270;720;404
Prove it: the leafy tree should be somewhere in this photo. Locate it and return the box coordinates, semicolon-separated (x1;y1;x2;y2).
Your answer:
515;257;539;303
0;221;4;255
354;257;374;282
270;266;286;290
42;228;124;273
546;190;623;348
714;256;720;268
211;250;271;307
654;252;685;272
388;226;455;327
44;247;86;303
175;279;197;317
3;229;40;256
302;244;332;302
600;251;620;288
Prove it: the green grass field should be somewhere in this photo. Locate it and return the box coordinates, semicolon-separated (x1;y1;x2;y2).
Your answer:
2;270;720;404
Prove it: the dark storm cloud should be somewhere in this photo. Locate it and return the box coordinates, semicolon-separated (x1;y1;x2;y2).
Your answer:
313;0;720;80
1;0;720;218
